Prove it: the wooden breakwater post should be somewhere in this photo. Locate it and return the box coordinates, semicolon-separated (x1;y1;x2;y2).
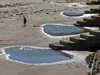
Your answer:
73;14;100;27
86;1;100;5
49;29;100;51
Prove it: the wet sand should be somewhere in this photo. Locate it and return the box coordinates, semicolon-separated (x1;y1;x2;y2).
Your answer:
0;0;99;75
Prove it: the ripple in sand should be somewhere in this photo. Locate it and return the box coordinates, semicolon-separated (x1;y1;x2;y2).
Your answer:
1;46;71;64
42;24;84;36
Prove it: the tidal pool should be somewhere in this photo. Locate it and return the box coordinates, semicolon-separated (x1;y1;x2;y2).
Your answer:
1;46;71;64
63;12;84;16
61;12;98;18
42;24;84;36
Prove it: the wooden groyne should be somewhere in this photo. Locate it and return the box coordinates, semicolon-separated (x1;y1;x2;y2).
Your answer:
49;6;100;50
73;14;100;27
86;1;100;5
49;29;100;51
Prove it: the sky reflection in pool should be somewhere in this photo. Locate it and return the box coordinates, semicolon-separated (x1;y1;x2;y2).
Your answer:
63;12;84;16
42;24;84;36
2;46;70;64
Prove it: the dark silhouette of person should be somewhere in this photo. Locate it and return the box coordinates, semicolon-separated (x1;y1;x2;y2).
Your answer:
23;16;27;27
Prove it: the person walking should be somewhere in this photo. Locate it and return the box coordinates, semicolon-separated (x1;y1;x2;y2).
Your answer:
23;16;27;27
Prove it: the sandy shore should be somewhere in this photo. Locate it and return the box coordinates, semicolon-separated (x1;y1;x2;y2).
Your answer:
0;0;99;75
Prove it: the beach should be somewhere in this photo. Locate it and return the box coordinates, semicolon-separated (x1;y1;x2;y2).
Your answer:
0;0;98;75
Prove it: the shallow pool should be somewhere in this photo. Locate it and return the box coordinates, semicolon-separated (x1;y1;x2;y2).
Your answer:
1;46;71;64
63;12;84;16
42;24;84;36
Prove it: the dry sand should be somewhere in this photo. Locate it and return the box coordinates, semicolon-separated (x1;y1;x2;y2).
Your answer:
0;0;99;75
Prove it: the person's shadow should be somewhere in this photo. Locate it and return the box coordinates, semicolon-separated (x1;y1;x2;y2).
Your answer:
23;24;26;27
87;72;91;75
